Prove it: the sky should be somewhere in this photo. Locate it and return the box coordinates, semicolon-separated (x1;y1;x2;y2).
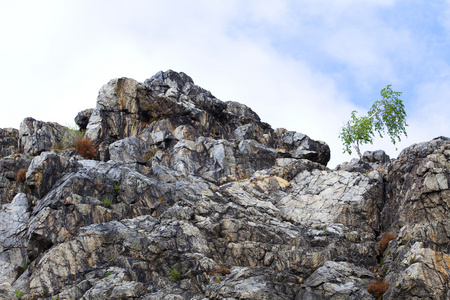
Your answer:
0;0;449;168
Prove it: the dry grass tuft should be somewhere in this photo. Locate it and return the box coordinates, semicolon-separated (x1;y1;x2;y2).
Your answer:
379;232;397;253
75;137;97;159
368;278;389;299
16;168;27;182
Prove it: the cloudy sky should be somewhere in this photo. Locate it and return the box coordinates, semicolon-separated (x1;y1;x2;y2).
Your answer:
1;0;449;167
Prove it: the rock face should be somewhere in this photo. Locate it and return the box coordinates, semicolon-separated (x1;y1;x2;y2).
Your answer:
0;70;449;300
18;117;67;156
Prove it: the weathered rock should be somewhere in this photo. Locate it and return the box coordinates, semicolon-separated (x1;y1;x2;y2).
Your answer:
25;152;80;201
0;193;30;297
18;117;66;156
85;70;330;166
0;128;19;158
376;137;450;299
3;70;450;300
335;150;390;173
75;108;94;131
0;157;30;205
296;261;375;299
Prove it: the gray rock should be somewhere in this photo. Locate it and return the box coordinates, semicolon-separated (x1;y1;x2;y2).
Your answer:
18;117;66;156
75;108;94;131
0;128;19;158
0;156;30;205
25;151;80;200
296;261;375;300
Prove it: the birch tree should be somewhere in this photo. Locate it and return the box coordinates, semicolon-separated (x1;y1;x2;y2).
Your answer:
339;85;408;158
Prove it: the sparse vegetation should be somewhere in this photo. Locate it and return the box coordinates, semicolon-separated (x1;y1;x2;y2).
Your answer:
75;137;97;159
16;168;27;182
114;181;120;193
379;232;396;253
21;261;28;270
15;290;24;298
54;125;84;152
103;198;112;207
367;278;389;299
170;268;181;281
104;271;112;277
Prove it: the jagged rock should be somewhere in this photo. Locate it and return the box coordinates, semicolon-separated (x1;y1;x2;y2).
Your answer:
0;157;30;205
296;261;375;299
0;128;19;158
75;108;94;131
3;70;450;300
377;137;450;299
25;152;80;201
0;193;30;297
18;117;66;156
85;70;330;166
335;150;390;173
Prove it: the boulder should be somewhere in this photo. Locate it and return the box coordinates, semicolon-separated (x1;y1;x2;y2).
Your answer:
74;108;94;131
18;117;66;156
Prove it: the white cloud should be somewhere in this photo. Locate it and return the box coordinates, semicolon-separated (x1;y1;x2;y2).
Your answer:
0;0;448;168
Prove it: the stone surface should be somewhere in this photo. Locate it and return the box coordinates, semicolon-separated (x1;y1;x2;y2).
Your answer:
85;71;330;165
75;108;94;131
296;261;375;299
18;117;66;156
0;128;19;158
0;71;449;300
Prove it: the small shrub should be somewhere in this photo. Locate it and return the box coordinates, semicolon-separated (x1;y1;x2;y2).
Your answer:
367;278;389;298
104;271;112;278
54;126;83;152
21;261;28;270
75;137;97;159
16;168;27;182
170;268;181;281
379;232;396;253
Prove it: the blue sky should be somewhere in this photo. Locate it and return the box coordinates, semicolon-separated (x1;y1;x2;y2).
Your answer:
1;0;449;167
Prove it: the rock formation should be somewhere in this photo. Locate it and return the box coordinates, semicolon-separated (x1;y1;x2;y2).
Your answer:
0;70;448;299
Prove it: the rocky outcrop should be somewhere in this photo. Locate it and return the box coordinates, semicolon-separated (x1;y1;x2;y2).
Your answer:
84;70;330;165
0;70;449;300
18;117;66;156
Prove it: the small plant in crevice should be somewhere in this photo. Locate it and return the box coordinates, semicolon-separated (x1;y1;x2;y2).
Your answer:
15;289;24;298
367;278;389;299
16;168;27;182
379;232;396;253
21;260;28;270
170;268;181;281
104;271;112;278
114;180;120;193
103;197;112;207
